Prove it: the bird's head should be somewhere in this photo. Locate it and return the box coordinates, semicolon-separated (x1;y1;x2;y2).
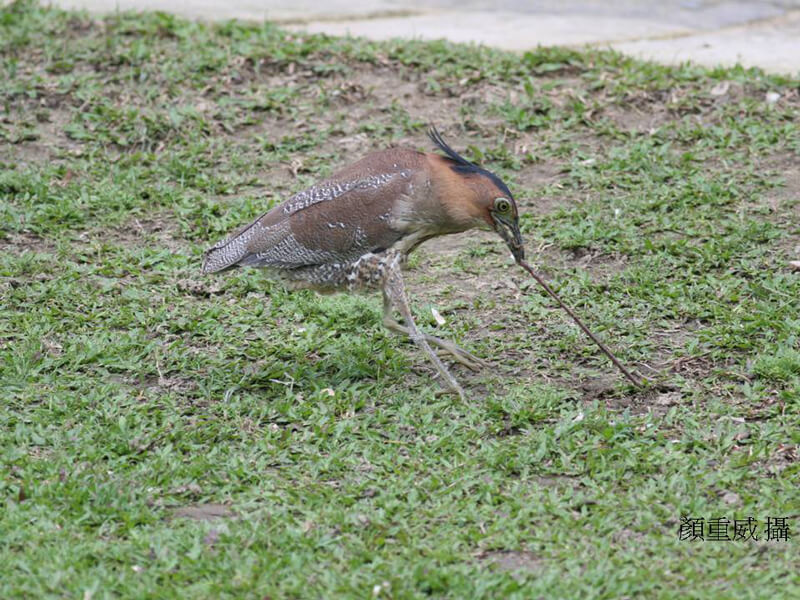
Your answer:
428;127;525;262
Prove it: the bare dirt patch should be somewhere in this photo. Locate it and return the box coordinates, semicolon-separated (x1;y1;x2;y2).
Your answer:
764;160;800;244
0;231;56;255
477;549;545;574
603;101;671;135
116;214;190;254
170;503;236;521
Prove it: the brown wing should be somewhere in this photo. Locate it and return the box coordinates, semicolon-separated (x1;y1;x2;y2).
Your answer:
202;149;426;273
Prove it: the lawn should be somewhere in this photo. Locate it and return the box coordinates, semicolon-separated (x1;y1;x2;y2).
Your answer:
1;1;798;597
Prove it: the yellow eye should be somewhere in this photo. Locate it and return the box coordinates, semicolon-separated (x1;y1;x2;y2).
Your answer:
494;198;511;213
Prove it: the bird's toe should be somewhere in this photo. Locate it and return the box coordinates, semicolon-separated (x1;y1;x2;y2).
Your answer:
429;337;489;371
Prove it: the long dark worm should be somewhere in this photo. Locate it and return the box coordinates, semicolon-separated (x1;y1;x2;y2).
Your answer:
518;259;644;388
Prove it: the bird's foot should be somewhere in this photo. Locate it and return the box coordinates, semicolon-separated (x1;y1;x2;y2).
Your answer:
424;335;489;372
434;381;466;401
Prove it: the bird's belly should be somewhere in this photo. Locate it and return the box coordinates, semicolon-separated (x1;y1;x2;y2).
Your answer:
273;249;404;293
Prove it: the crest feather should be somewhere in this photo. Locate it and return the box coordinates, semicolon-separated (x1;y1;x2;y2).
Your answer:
427;125;513;199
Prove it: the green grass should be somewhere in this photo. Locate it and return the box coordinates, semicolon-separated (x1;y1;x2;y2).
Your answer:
2;1;799;597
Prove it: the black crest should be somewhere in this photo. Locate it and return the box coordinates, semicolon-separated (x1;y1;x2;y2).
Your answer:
427;126;513;199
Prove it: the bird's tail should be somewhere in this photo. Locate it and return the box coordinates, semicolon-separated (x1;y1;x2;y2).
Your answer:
201;219;262;274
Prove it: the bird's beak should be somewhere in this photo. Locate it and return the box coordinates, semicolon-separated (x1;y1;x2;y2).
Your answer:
492;214;525;263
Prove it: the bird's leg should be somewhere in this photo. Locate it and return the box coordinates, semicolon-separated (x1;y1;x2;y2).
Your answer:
381;293;488;371
382;256;466;400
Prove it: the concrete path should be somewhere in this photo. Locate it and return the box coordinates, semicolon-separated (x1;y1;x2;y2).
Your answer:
50;1;800;75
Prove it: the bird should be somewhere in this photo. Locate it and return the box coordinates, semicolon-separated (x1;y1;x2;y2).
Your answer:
202;127;524;399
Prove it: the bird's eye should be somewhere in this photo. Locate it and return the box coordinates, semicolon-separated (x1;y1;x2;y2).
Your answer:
494;198;511;213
